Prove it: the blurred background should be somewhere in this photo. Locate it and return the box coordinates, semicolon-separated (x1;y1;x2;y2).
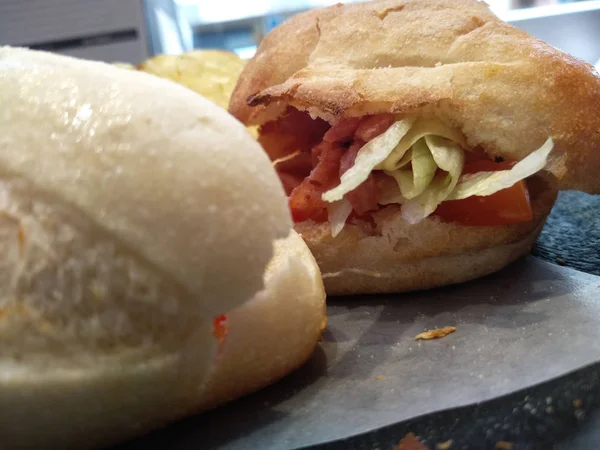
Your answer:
0;0;599;69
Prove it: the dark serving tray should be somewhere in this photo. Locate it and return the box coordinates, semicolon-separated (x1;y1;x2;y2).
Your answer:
115;255;600;450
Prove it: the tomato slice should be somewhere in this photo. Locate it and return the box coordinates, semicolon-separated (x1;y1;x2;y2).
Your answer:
434;159;533;226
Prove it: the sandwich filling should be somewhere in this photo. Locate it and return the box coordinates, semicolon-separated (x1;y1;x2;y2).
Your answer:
264;109;553;237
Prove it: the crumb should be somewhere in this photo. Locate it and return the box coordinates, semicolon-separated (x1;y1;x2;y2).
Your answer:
393;433;430;450
376;375;383;381
574;399;583;409
556;258;566;266
436;440;453;449
495;442;514;450
415;326;456;341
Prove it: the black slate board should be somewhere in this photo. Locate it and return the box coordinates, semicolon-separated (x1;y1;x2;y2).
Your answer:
533;191;600;277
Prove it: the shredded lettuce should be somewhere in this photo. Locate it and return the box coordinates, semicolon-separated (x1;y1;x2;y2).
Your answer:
386;138;437;200
327;198;353;237
401;135;465;224
321;118;415;202
376;119;465;172
320;115;553;235
446;138;554;201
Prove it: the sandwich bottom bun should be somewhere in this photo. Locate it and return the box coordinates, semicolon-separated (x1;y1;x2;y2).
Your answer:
0;230;326;450
296;176;558;296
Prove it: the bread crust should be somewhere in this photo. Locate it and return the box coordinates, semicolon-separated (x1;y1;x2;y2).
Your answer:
0;48;324;449
295;176;557;295
195;230;327;412
0;232;326;450
230;0;600;193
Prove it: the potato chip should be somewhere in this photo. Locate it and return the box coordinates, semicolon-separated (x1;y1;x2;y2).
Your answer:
137;50;245;111
135;50;256;136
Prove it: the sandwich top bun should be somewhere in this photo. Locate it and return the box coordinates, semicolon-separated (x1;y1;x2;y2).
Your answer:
230;0;600;194
0;47;325;449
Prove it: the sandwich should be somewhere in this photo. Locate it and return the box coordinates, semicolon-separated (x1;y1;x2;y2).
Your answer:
0;46;325;450
229;0;600;295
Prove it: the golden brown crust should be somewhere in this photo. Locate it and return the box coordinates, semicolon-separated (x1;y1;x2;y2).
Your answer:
295;176;557;295
230;0;600;193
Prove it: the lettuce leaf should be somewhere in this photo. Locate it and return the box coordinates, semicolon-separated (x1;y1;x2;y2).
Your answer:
327;198;353;237
446;138;554;201
386;138;437;200
321;115;553;235
321;118;415;202
376;119;465;172
401;135;465;224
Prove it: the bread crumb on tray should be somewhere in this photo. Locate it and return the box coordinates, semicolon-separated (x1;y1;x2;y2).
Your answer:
414;326;456;341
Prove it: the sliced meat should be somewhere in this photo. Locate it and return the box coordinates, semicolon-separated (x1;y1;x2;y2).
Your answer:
279;112;397;224
258;107;329;162
289;142;345;222
355;113;395;142
273;151;313;176
278;171;305;196
323;117;363;143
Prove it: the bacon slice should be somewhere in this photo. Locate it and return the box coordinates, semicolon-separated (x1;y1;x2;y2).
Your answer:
289;142;345;222
323;117;364;143
278;171;305;196
273;151;313;175
258;107;329;164
355;113;396;142
283;113;396;224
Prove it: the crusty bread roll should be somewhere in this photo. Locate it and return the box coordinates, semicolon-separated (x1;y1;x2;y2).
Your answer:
193;229;326;412
0;229;326;450
230;0;600;193
297;176;555;295
228;0;600;295
0;47;326;449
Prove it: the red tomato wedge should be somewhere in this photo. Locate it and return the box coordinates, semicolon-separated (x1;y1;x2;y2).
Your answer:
434;159;533;226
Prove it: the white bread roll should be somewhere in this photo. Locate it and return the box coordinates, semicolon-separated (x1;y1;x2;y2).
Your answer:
0;47;326;449
0;229;326;450
0;46;291;315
